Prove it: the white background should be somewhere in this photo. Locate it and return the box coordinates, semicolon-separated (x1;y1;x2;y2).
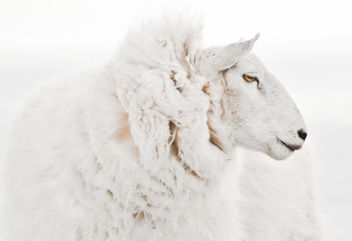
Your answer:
1;0;351;240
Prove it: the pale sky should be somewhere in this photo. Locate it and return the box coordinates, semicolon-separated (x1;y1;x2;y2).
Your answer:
1;0;352;49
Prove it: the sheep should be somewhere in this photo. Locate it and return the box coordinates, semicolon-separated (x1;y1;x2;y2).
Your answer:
4;16;325;241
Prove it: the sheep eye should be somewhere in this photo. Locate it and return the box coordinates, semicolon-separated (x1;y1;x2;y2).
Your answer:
242;74;259;83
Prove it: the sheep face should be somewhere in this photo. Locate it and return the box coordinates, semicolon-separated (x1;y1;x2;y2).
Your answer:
222;54;307;160
196;35;306;160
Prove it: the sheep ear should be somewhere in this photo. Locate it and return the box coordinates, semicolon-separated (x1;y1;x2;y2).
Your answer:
195;33;260;77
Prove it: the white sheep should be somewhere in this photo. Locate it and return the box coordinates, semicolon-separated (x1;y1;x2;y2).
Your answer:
4;16;325;241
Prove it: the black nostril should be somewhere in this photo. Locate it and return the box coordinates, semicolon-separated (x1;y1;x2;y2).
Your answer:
298;129;307;141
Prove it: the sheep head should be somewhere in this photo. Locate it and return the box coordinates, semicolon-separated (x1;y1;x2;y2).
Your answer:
196;35;307;160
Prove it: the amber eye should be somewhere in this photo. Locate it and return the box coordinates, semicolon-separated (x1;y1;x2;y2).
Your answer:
242;74;258;83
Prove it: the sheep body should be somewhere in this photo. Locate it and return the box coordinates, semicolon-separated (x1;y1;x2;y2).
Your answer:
5;17;324;241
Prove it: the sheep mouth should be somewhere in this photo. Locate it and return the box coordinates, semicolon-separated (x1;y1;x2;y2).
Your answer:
277;138;302;152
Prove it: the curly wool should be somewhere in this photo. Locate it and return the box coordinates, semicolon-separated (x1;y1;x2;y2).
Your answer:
5;16;245;241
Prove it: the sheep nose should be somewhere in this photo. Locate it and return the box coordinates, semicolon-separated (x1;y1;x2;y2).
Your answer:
297;129;307;141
